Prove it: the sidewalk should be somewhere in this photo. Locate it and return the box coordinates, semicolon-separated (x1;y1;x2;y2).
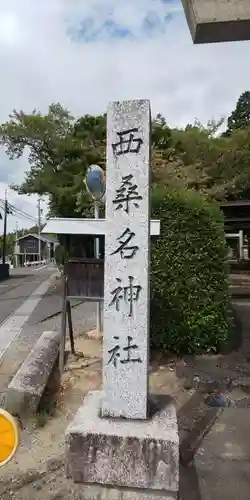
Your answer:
186;408;250;500
179;298;250;500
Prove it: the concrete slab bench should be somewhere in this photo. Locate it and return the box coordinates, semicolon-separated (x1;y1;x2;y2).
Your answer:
5;330;60;418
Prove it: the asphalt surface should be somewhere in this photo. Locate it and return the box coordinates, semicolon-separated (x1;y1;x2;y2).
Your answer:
0;265;97;401
0;265;58;400
0;265;56;327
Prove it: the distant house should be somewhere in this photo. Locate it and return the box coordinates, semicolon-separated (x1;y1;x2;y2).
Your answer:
220;200;250;261
14;233;59;267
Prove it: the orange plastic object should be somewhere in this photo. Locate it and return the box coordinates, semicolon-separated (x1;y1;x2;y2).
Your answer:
0;409;20;467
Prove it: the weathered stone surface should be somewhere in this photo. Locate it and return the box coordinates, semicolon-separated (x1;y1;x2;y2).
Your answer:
68;483;177;500
231;376;250;390
5;330;60;416
181;0;250;44
102;100;151;420
65;391;179;492
205;394;232;408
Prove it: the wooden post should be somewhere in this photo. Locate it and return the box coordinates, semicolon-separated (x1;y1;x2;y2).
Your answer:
66;297;75;355
59;274;67;377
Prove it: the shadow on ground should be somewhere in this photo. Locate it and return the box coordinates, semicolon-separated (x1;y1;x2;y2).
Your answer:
180;462;202;500
176;296;250;499
177;390;222;499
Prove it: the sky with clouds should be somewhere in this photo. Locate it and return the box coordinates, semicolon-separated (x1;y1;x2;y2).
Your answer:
0;0;250;233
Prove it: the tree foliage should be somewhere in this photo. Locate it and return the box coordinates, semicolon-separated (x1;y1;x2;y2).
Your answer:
1;96;250;218
152;119;250;200
225;91;250;136
0;104;106;217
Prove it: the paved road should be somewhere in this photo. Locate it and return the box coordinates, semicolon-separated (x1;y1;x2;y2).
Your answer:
0;265;58;400
0;265;97;401
0;265;56;327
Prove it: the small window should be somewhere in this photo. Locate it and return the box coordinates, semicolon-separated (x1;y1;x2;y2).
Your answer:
26;239;36;249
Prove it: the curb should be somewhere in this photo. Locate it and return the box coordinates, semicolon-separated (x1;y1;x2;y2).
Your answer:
4;330;60;419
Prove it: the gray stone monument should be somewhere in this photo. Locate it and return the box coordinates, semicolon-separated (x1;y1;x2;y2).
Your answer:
65;100;179;500
102;100;150;420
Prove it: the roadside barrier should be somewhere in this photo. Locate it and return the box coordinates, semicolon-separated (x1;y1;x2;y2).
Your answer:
23;259;55;268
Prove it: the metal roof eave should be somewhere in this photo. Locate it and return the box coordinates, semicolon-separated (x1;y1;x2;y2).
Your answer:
42;218;161;236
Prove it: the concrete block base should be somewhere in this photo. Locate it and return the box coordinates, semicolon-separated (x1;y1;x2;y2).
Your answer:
68;483;177;500
65;391;179;497
181;0;250;44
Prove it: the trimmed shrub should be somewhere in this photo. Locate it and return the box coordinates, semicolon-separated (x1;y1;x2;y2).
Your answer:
54;244;68;267
150;188;230;355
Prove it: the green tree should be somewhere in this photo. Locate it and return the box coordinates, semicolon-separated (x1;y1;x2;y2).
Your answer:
220;91;250;198
0;234;15;258
2;102;250;213
220;127;250;200
0;104;106;217
225;91;250;135
152;119;244;200
0;105;175;216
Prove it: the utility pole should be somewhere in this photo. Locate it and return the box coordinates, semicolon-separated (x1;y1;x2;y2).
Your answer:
2;190;8;265
15;221;18;268
94;200;102;335
37;197;42;263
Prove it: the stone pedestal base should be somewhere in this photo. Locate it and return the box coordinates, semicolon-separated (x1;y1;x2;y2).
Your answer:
65;391;179;499
68;483;177;500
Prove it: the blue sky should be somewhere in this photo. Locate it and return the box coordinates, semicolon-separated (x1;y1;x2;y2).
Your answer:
1;0;250;231
69;0;182;43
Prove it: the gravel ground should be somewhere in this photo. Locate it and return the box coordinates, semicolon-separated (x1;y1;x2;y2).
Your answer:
2;281;250;498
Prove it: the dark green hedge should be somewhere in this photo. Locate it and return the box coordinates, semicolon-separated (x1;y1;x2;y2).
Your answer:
150;189;230;355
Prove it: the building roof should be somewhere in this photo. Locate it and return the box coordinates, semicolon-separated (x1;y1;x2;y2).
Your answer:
42;218;161;236
41;233;58;244
16;233;58;244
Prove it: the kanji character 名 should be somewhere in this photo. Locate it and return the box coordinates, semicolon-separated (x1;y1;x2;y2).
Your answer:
111;228;139;259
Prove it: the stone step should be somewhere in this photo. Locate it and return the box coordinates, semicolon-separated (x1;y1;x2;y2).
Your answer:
229;278;250;285
230;286;250;297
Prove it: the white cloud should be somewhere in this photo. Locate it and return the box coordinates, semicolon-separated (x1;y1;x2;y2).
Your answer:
0;0;250;232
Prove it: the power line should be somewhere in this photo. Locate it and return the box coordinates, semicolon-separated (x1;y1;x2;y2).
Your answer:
0;199;38;224
5;201;38;222
0;205;36;224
